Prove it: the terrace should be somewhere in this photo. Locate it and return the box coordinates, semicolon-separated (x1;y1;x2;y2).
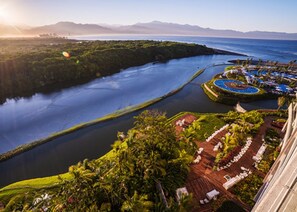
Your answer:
173;112;285;211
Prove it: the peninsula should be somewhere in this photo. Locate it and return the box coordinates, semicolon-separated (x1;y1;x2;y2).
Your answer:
0;38;234;104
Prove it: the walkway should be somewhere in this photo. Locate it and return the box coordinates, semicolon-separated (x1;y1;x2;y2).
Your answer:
176;114;284;211
203;84;218;98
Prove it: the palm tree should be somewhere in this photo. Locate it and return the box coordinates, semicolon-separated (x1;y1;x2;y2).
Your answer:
288;60;296;72
257;59;263;66
121;192;153;212
277;96;287;110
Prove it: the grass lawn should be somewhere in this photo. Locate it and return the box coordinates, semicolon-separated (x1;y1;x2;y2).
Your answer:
225;65;236;71
170;112;226;141
0;173;72;205
0;140;126;206
193;114;226;140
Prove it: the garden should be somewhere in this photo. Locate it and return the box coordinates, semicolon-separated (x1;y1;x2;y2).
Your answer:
213;111;264;168
178;113;226;141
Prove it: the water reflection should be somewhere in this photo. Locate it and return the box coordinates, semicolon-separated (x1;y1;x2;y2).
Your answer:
0;55;245;154
0;58;278;188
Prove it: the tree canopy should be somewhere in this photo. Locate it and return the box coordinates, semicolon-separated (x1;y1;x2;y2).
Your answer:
19;110;196;211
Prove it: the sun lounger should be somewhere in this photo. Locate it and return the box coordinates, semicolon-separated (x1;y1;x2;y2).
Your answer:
206;189;220;200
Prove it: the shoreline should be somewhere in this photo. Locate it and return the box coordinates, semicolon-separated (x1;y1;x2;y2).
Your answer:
0;38;242;105
0;69;205;162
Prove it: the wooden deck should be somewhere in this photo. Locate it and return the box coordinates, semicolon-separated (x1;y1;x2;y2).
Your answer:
174;115;284;211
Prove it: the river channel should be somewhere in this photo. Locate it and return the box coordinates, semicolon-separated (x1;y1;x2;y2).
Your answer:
2;35;293;187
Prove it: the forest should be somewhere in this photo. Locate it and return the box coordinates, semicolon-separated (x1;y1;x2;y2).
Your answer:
0;38;216;103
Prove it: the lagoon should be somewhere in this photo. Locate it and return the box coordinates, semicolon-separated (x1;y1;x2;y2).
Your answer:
1;36;295;187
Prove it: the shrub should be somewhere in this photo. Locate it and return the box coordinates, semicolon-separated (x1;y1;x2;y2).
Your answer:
232;174;263;206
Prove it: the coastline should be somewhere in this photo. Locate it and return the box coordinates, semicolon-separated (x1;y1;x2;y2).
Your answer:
0;39;240;104
0;69;205;162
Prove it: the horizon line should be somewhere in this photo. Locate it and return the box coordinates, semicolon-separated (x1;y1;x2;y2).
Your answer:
5;20;297;34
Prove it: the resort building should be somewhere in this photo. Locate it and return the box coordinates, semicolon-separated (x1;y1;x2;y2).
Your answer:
252;95;297;211
231;65;297;96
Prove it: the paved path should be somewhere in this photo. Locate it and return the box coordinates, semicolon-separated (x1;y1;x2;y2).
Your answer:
203;84;218;98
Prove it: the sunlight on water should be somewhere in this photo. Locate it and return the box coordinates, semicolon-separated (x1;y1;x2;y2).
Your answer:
1;36;294;154
0;54;243;154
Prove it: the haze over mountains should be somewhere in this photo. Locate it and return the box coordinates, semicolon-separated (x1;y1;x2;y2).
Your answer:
1;21;297;40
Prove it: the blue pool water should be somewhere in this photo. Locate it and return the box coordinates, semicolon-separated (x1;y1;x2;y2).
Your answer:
214;79;260;94
276;84;291;93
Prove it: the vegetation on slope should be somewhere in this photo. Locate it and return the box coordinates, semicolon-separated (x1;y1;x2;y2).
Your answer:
181;114;226;141
0;110;196;211
0;173;72;209
0;110;287;210
232;174;264;206
0;38;216;103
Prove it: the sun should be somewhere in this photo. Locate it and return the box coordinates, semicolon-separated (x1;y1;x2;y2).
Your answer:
0;5;14;23
0;4;22;34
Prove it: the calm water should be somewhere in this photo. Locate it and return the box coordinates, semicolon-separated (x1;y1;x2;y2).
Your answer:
0;55;242;154
0;36;295;187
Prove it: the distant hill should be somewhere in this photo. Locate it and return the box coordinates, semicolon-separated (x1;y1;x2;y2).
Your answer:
123;21;297;40
123;21;243;37
1;21;297;40
24;22;113;36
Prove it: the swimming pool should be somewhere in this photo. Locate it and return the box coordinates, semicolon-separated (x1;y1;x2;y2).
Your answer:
276;84;292;93
214;79;260;94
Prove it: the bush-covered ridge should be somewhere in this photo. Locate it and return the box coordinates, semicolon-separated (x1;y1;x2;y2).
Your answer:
0;39;216;103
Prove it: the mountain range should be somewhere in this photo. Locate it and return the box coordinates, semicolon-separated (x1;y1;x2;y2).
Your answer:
1;21;297;40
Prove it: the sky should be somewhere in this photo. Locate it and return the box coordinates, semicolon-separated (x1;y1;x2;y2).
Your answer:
1;0;297;33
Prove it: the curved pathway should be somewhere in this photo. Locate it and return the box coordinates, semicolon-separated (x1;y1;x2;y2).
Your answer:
203;84;218;98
